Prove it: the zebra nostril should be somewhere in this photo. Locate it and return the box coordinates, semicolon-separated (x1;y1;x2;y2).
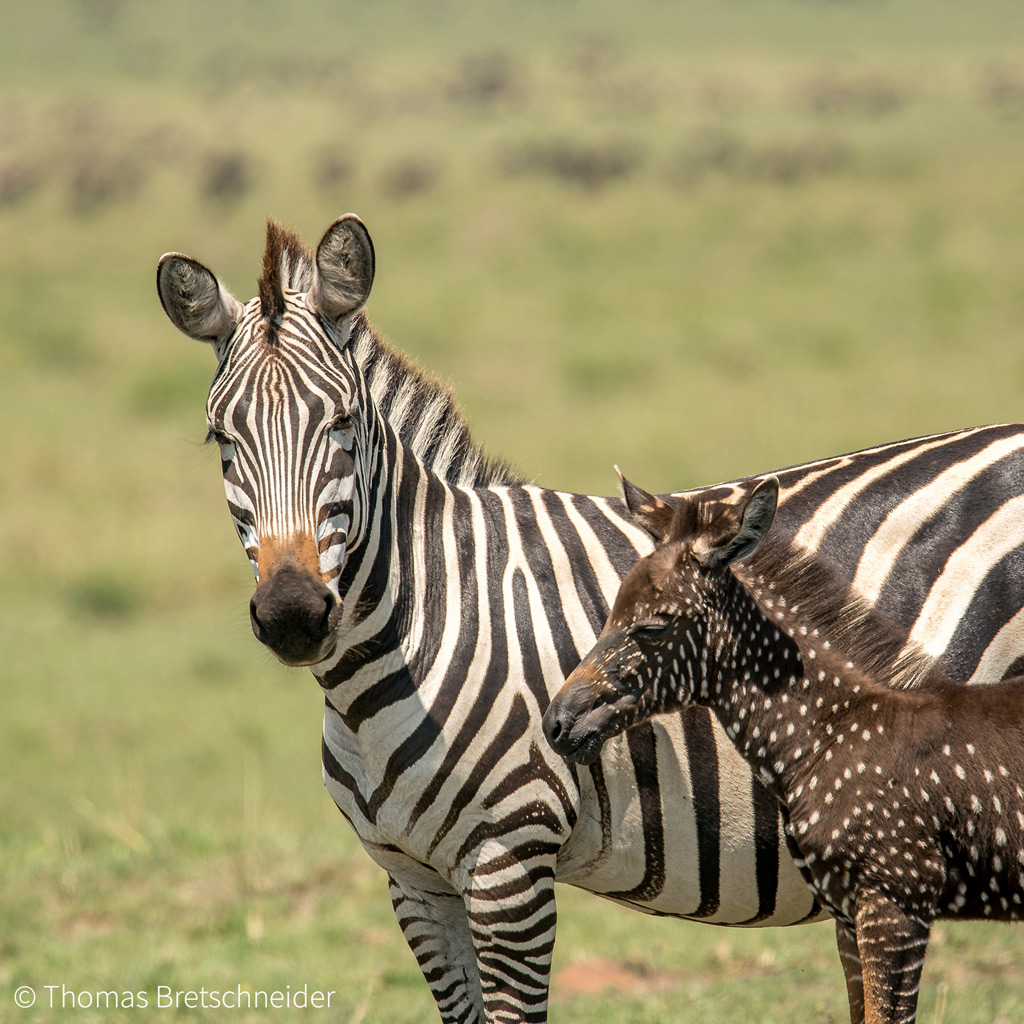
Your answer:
318;593;335;638
249;596;265;639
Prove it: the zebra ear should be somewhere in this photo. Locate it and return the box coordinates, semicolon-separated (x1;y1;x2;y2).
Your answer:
696;476;779;570
157;254;242;349
617;467;676;542
310;214;375;324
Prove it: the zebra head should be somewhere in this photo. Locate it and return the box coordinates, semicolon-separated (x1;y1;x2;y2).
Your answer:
543;475;779;764
157;216;375;667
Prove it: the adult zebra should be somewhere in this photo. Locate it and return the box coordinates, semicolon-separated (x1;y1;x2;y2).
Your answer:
158;215;1024;1023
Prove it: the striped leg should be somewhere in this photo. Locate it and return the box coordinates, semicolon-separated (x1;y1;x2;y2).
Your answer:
464;843;559;1024
835;918;865;1024
389;875;485;1023
854;892;930;1024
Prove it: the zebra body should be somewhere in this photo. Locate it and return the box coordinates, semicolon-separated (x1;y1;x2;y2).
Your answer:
317;469;816;926
157;216;1024;1023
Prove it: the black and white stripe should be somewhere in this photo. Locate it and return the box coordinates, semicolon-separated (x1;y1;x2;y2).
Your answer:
158;218;1024;1023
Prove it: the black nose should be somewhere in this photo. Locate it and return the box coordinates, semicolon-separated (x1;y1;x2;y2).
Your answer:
249;563;339;665
541;702;567;750
542;691;591;756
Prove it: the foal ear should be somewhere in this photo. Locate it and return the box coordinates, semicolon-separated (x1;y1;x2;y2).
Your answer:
157;254;242;349
617;467;676;542
309;214;375;323
696;476;779;570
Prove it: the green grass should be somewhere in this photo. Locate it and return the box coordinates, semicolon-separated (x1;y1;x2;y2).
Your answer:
5;1;1024;1020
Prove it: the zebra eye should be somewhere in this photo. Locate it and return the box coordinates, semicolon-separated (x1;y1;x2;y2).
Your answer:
205;426;233;448
329;412;356;448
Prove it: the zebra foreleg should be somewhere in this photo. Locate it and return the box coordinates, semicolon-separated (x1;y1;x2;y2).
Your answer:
835;918;865;1024
463;844;559;1024
388;874;485;1023
854;892;930;1024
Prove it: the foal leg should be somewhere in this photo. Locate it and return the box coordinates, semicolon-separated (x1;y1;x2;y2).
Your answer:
854;892;930;1024
835;919;865;1024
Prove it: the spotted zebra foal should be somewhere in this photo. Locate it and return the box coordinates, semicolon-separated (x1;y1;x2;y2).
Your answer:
544;475;1024;1024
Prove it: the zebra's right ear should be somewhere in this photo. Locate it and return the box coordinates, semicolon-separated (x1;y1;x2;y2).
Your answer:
310;214;375;325
617;467;676;543
157;254;242;350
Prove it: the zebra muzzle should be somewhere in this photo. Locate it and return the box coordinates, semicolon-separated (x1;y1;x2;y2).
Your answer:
249;562;342;667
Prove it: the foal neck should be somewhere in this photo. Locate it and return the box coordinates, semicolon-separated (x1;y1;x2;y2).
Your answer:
703;567;893;806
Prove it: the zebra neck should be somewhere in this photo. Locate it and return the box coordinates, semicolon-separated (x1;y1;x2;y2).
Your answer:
320;424;466;704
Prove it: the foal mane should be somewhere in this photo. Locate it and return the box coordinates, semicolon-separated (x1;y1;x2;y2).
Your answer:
734;531;947;691
257;220;526;489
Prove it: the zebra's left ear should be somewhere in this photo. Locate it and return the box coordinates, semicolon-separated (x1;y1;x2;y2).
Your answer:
617;467;676;542
695;476;779;570
310;214;375;326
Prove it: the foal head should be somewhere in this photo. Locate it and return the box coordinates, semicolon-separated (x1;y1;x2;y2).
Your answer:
542;475;779;765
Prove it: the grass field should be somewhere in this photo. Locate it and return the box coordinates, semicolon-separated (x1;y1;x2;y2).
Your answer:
5;1;1024;1021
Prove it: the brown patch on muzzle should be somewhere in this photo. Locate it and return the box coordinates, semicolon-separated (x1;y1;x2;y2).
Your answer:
250;534;340;666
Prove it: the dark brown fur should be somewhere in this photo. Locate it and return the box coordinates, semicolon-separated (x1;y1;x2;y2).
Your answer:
547;481;1024;1024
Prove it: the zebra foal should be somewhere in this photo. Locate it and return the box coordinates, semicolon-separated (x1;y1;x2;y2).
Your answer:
157;214;1024;1023
545;475;1024;1024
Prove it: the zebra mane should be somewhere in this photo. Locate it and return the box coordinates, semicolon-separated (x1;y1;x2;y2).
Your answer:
254;221;524;487
259;220;314;339
349;314;527;488
734;530;947;691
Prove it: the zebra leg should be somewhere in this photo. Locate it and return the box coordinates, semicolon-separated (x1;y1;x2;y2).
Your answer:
854;892;930;1024
835;918;865;1024
388;874;485;1023
463;843;559;1023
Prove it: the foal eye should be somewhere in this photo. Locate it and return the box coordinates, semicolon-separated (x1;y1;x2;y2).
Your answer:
329;412;354;433
630;619;669;640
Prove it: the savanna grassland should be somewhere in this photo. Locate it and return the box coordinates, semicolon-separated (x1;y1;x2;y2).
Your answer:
5;2;1024;1021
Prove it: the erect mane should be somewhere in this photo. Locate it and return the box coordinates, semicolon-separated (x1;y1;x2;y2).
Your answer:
734;530;947;691
349;314;526;488
258;220;315;335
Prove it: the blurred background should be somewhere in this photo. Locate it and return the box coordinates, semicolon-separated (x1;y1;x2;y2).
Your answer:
4;1;1024;1021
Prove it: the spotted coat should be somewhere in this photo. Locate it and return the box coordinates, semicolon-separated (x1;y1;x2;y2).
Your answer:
545;476;1024;1024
